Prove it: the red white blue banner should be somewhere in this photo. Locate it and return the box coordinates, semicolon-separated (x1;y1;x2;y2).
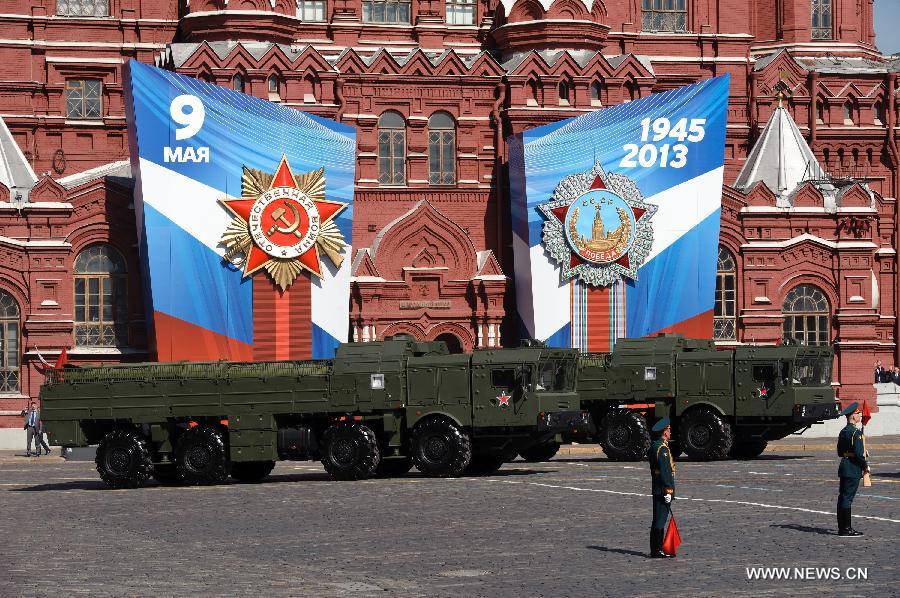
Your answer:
510;76;729;351
125;60;356;361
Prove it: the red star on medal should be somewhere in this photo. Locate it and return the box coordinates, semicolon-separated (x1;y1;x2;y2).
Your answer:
220;155;347;279
497;391;511;407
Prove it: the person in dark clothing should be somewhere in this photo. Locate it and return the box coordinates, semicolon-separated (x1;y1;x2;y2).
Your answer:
36;419;51;456
648;417;675;558
836;402;869;537
874;361;886;383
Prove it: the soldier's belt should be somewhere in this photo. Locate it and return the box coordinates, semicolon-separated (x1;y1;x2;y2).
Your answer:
842;452;855;457
653;469;660;474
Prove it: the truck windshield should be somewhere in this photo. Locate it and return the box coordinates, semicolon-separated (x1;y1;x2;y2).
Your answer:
791;357;831;386
536;359;574;391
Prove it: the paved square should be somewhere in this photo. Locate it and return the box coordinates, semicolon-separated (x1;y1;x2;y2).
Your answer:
2;438;898;596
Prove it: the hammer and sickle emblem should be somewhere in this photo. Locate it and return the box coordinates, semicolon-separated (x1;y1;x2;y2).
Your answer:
266;202;303;238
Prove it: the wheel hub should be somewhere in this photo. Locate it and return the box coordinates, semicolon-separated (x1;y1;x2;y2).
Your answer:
689;425;711;448
186;444;212;470
609;425;630;449
424;435;449;462
106;447;131;475
332;438;357;465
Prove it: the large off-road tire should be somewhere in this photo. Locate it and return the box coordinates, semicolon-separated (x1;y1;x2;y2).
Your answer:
175;426;230;485
95;429;153;489
152;464;184;486
729;438;768;460
679;407;734;461
230;460;276;483
321;422;380;481
597;409;651;461
518;441;561;463
375;457;414;478
465;453;505;476
411;418;472;478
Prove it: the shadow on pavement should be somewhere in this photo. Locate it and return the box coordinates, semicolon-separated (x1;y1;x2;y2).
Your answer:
12;480;109;491
586;545;648;558
771;524;836;536
874;472;900;479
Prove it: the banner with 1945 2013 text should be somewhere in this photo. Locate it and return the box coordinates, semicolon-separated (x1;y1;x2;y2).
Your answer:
125;60;356;362
510;75;729;351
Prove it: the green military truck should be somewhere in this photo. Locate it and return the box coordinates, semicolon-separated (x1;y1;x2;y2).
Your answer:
569;334;840;462
40;335;590;488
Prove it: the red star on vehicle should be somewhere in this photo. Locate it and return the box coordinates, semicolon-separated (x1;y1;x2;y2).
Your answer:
757;386;768;398
497;391;511;407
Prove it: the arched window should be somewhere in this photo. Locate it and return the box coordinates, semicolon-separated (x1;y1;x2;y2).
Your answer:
378;111;406;185
842;100;854;125
267;74;281;101
624;81;636;102
815;100;825;124
714;247;737;341
812;0;833;40
232;73;244;94
74;244;127;347
558;81;570;104
782;284;830;346
428;111;456;185
0;291;20;393
590;81;602;106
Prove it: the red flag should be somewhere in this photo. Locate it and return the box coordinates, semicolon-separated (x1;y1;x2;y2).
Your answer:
662;516;682;556
54;347;68;369
861;400;871;426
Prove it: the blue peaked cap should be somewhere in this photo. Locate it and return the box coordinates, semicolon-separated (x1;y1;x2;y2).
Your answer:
840;402;860;417
651;417;670;433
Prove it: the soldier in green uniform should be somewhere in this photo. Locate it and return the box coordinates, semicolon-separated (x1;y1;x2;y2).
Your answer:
648;417;675;558
836;402;869;537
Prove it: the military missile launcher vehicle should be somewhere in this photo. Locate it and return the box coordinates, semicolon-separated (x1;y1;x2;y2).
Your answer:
40;335;590;489
569;334;840;462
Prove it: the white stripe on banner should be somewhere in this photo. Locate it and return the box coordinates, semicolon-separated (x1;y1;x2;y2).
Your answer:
311;251;352;345
529;242;571;341
140;158;231;256
643;165;725;265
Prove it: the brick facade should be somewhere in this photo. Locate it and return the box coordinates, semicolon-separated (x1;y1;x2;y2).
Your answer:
0;0;897;426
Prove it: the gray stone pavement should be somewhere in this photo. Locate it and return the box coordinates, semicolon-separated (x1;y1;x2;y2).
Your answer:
1;439;898;597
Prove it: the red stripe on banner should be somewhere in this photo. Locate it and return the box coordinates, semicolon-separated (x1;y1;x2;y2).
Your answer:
289;275;313;360
650;310;715;339
153;311;254;362
253;273;314;361
274;287;291;360
253;277;278;361
585;285;612;353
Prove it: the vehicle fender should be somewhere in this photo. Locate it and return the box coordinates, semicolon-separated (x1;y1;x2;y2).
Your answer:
407;408;469;430
675;400;729;419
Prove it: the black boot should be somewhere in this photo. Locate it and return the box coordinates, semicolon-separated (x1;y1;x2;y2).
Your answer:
845;508;863;537
650;528;668;558
838;508;863;537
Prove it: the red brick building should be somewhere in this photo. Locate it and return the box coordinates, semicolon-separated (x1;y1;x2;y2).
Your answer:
0;0;898;433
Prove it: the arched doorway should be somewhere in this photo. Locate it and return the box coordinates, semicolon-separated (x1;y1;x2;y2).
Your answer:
434;333;463;354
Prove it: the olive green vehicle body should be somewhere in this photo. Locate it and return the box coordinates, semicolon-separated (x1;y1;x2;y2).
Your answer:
576;334;841;459
40;336;586;466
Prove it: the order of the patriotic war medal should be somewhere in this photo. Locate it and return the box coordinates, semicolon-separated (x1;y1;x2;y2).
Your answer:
539;161;656;287
218;155;348;291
